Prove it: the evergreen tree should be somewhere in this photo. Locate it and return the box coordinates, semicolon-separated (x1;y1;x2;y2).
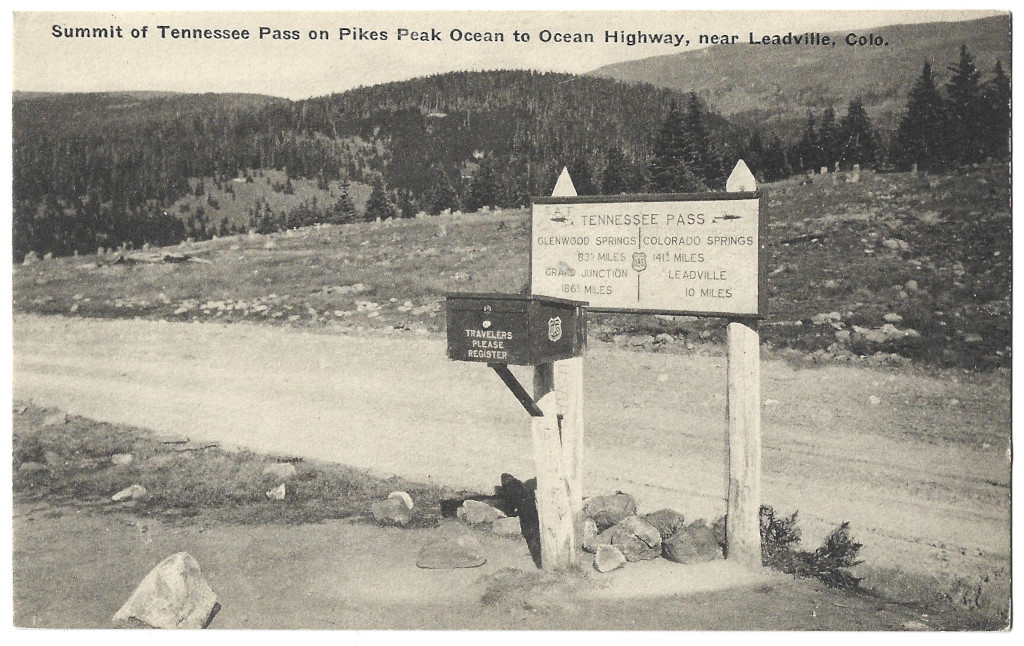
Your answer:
567;155;597;195
817;106;840;169
426;166;460;215
683;93;725;186
364;174;397;221
600;146;632;195
742;131;766;180
330;182;356;224
761;137;793;182
648;101;705;193
838;98;876;168
945;44;985;165
980;60;1011;161
464;160;499;212
396;189;418;219
795;110;820;171
895;61;949;171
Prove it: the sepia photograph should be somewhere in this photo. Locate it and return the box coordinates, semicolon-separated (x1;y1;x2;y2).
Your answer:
8;4;1013;631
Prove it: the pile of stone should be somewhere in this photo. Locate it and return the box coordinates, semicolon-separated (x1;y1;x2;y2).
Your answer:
443;476;722;574
581;492;723;573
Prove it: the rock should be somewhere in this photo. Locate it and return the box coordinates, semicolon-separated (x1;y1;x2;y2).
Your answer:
490;516;522;537
642;508;686;541
388;491;414;510
811;312;842;325
663;521;724;564
262;462;297;480
882;238;911;252
18;462;48;476
22;251;40;265
582;492;637;531
458;500;506;524
113;552;219;629
654;333;674;345
42;412;68;426
370;497;412;526
595;516;662;562
963;333;983;343
265;483;286;500
416;534;487;569
905;279;919;291
623;516;662;549
594;545;626;573
112;484;147;502
883;313;904;324
581;518;600;553
869;395;881;406
111;453;133;466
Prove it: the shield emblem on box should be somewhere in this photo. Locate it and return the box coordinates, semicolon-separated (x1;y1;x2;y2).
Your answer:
632;251;647;272
547;317;563;342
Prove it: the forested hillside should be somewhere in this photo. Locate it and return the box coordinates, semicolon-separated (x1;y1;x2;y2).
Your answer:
13;71;749;261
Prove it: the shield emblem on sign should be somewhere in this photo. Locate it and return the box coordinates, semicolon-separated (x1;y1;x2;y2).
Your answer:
548;317;563;342
632;251;647;272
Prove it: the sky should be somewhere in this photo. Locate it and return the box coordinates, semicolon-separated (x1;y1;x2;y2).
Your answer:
11;4;1006;100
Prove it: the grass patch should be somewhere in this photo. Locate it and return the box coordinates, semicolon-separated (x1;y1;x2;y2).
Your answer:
12;401;459;527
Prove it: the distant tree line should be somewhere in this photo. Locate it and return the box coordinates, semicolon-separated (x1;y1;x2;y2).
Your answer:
738;44;1010;180
11;51;1010;261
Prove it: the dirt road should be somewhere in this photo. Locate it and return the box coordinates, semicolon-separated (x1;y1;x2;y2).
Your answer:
12;313;1011;611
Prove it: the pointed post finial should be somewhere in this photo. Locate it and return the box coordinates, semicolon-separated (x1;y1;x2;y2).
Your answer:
552;167;577;197
726;159;756;193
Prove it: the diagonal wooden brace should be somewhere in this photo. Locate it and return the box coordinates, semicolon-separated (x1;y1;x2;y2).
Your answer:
488;363;544;417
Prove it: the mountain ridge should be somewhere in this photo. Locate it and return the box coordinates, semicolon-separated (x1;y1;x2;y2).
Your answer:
587;15;1011;135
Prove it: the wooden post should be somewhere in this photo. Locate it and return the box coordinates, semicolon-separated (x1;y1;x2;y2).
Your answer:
529;167;584;570
555;356;585;563
726;321;762;569
725;160;762;570
532;363;579;569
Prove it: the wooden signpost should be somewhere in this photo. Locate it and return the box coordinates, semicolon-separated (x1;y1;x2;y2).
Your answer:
529;160;764;570
448;160;764;572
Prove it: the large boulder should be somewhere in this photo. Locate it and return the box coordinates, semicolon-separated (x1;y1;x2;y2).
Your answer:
663;521;724;564
582;493;637;531
113;552;219;629
594;515;661;562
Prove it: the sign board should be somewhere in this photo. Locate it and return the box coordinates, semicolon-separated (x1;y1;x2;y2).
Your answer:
445;293;587;366
530;192;764;317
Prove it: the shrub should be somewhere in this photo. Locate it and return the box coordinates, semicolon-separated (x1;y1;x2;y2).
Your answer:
758;504;864;590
